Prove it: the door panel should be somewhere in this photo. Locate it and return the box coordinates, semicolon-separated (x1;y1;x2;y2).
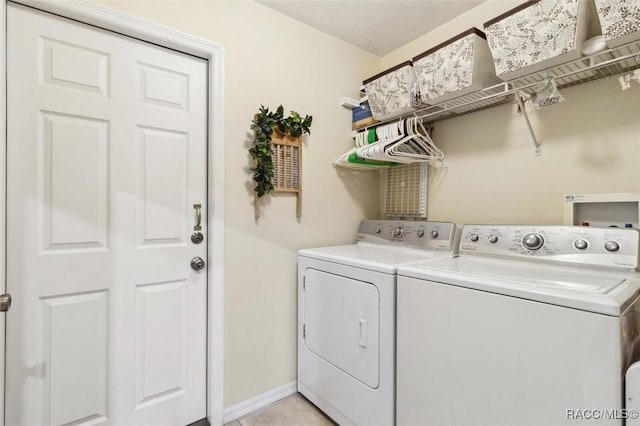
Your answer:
41;37;111;95
43;112;110;251
138;63;188;110
7;3;208;425
45;291;109;426
139;127;188;245
135;280;187;408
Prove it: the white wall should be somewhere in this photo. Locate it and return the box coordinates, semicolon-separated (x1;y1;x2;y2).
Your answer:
94;0;380;407
381;0;640;225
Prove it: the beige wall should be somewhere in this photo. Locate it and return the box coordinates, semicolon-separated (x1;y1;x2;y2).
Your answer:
381;0;523;69
381;0;640;225
95;0;380;407
425;80;640;225
85;0;640;412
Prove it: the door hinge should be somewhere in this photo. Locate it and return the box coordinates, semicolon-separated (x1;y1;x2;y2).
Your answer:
303;324;306;338
303;277;306;290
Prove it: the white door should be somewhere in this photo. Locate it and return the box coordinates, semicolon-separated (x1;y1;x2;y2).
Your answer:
6;3;208;425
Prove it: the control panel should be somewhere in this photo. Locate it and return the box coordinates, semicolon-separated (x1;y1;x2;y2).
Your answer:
459;225;640;270
357;220;459;251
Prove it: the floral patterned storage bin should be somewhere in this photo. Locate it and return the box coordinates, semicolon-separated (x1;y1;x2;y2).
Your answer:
484;0;590;81
412;28;498;105
363;61;419;121
595;0;640;48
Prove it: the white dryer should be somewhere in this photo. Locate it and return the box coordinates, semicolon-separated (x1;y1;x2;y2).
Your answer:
397;225;640;426
298;220;460;426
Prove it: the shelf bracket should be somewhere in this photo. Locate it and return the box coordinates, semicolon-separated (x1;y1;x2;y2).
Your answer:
515;90;541;157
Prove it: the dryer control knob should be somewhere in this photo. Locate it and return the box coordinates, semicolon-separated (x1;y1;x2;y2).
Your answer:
522;233;544;250
416;229;425;238
604;241;620;252
430;230;439;239
469;234;479;242
573;239;588;250
375;227;382;234
392;226;405;239
488;235;499;244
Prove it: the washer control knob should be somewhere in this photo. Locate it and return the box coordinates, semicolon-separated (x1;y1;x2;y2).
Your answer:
573;239;588;250
375;227;382;234
430;230;439;239
522;233;544;250
488;235;499;244
392;226;405;239
604;241;620;252
469;234;479;242
416;229;425;238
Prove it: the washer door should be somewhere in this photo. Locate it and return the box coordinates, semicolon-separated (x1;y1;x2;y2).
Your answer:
303;268;380;389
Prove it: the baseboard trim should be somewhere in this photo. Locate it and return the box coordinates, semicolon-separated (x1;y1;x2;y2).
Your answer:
223;381;297;423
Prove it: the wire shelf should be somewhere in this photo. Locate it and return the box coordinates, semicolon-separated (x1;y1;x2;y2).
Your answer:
513;40;640;95
358;39;640;130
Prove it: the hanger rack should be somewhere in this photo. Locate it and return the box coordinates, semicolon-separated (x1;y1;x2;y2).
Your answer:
356;39;640;157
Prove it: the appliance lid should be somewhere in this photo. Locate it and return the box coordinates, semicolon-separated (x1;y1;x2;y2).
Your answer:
298;243;452;274
398;256;640;316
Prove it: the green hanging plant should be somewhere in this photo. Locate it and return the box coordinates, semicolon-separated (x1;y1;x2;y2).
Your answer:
249;105;312;197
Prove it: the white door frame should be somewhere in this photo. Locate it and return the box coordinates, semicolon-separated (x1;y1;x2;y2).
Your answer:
0;1;225;425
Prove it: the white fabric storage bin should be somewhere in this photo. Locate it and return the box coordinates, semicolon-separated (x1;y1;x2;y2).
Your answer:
595;0;640;48
363;61;419;121
412;28;498;105
484;0;590;81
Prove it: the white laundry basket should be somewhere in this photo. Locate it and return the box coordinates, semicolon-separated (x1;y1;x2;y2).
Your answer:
363;61;420;121
412;28;497;104
484;0;591;80
594;0;640;48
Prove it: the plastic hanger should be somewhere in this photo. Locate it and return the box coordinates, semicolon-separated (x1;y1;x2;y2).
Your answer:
332;147;395;169
337;117;444;168
358;120;415;163
384;117;443;162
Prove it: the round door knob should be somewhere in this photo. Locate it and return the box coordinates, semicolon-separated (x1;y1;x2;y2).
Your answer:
191;256;206;271
430;230;439;239
573;239;588;250
392;226;404;238
469;234;479;242
488;235;499;244
522;233;544;250
416;229;425;238
604;241;620;252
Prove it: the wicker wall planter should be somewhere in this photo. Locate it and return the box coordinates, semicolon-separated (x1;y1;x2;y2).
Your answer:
255;129;302;219
250;106;311;220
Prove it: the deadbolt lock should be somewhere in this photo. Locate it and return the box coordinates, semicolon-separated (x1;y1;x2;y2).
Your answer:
191;257;206;271
191;232;204;244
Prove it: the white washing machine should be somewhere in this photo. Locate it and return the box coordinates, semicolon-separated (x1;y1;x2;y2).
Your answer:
397;225;640;426
298;220;460;426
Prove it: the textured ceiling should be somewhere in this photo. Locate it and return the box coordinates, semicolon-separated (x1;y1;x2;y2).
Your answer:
255;0;487;57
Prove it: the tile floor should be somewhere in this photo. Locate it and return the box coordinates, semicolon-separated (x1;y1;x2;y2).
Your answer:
225;393;335;426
